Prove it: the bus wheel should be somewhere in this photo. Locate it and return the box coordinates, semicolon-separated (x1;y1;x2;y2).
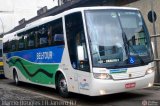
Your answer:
13;71;20;86
57;74;69;98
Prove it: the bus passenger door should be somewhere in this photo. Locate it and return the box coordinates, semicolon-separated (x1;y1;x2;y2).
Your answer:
65;12;91;94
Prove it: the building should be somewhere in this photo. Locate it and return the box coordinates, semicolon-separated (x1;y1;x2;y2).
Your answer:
0;0;56;34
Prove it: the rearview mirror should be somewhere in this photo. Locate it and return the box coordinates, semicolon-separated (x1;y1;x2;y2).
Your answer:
77;46;85;61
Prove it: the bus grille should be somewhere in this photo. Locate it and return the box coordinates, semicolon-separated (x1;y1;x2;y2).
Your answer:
111;70;146;80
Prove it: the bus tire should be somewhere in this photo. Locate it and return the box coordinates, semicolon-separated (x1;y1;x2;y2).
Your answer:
13;70;20;86
57;74;69;98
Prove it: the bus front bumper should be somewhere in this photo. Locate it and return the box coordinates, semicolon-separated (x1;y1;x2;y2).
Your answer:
89;72;155;96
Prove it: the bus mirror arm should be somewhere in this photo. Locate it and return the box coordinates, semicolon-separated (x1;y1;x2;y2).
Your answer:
77;46;85;61
151;41;155;56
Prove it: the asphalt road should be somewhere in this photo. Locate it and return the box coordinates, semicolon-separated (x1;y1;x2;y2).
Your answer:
0;79;160;106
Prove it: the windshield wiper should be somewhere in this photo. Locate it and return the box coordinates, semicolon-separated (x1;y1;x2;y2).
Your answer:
116;12;145;65
122;31;130;60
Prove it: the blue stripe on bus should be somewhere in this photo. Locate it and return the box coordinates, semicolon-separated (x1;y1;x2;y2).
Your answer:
6;45;64;63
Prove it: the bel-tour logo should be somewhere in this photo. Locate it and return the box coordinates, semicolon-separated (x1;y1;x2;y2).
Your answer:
37;51;53;60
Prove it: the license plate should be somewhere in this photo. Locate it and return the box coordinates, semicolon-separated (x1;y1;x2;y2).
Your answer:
125;82;136;89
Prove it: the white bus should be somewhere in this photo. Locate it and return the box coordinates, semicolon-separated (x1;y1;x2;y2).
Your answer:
3;6;155;97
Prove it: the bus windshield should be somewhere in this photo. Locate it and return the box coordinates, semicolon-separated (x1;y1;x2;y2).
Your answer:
85;9;153;68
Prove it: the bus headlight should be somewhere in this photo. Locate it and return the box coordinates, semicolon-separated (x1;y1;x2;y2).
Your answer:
93;73;112;80
146;67;155;75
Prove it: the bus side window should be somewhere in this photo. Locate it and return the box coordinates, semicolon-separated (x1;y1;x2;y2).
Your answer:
27;31;35;49
54;34;64;45
24;34;28;49
4;41;9;53
34;31;39;48
18;35;25;51
11;35;18;52
3;42;6;53
48;25;52;46
8;41;11;52
39;27;48;47
50;18;64;46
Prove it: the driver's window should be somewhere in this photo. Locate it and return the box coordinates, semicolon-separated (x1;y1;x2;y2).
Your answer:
65;12;90;72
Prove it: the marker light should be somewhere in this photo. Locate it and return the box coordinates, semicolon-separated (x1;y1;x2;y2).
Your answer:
148;83;153;87
93;73;112;80
146;67;155;75
100;90;107;95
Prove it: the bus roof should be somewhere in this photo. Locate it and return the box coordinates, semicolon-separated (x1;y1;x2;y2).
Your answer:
5;6;139;37
64;6;139;13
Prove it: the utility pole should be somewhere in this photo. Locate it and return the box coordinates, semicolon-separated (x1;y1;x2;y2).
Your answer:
150;0;159;83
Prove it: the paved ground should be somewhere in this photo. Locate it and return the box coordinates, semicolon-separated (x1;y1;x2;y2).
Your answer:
0;79;75;106
0;79;160;106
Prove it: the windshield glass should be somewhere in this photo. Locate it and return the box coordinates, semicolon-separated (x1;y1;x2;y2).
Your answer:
85;9;153;68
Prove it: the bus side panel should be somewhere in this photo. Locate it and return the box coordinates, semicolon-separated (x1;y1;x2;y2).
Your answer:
58;44;80;94
4;46;63;86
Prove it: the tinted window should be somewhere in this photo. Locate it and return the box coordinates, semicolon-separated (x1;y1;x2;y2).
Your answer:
49;18;64;46
65;12;90;72
10;35;18;52
5;18;64;52
3;41;9;53
17;33;25;50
